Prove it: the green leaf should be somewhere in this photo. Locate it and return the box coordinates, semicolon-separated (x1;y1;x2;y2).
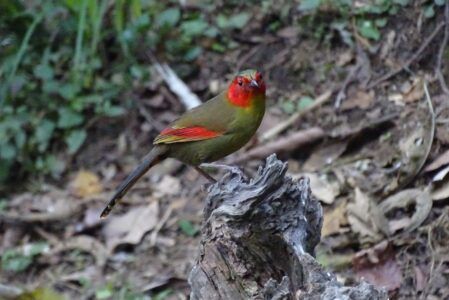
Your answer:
57;109;84;129
1;251;33;272
33;64;54;80
178;220;199;236
357;20;380;40
103;105;125;117
65;129;87;154
227;12;251;29
298;0;321;11
434;0;446;6
375;18;388;28
393;0;410;6
156;8;180;28
153;289;173;300
95;286;114;300
0;143;16;160
424;5;435;18
1;242;48;272
58;83;81;100
281;101;296;114
35;120;55;152
181;19;208;36
184;46;202;61
297;96;314;110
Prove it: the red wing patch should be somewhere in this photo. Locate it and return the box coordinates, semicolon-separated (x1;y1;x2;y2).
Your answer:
154;126;223;144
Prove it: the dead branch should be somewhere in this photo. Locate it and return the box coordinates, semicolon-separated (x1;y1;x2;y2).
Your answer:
233;127;325;164
145;51;202;109
260;91;332;142
367;21;445;89
435;2;449;96
188;155;387;299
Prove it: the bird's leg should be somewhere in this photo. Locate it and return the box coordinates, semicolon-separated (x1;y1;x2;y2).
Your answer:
194;166;217;183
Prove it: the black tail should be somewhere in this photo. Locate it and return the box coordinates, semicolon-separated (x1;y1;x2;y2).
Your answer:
100;146;167;218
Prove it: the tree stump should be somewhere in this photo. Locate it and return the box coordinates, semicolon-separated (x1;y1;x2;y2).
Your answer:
188;154;387;300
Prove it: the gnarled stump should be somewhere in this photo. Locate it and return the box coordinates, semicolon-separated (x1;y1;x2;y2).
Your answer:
188;154;387;300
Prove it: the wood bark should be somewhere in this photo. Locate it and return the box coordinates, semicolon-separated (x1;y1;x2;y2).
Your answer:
188;154;387;300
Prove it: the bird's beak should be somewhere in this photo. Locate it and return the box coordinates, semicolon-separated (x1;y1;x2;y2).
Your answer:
250;79;259;88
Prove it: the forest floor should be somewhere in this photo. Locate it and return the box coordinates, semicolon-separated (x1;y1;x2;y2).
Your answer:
1;1;449;300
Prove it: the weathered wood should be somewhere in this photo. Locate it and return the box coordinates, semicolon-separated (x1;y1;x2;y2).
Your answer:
189;154;387;300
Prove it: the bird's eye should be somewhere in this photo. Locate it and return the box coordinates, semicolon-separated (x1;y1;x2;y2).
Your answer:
237;78;243;86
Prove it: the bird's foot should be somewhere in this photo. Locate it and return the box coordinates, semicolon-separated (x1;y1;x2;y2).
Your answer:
194;166;217;183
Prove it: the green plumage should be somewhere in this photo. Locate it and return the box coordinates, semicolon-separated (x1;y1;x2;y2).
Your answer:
101;69;266;218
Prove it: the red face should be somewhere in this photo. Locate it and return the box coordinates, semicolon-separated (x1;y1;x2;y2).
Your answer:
227;71;266;107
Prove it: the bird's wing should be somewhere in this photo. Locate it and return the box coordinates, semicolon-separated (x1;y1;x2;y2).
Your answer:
153;126;224;144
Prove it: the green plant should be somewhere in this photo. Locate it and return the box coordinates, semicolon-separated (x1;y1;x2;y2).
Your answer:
1;242;49;272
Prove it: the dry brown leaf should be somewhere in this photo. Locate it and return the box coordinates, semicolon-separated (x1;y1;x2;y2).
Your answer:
431;172;449;201
425;149;449;172
49;235;108;267
304;173;340;204
102;202;159;251
378;188;432;234
322;201;347;237
336;50;354;67
347;188;383;241
153;175;181;198
341;90;374;110
355;256;402;291
303;141;348;171
353;241;402;291
70;170;103;198
403;77;424;103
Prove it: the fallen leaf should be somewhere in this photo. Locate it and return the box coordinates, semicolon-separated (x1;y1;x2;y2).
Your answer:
49;235;108;267
353;241;401;291
424;149;449;172
431;172;449;201
303;141;348;171
153;175;181;198
276;26;299;38
356;258;402;291
378;188;432;234
347;188;383;241
341;89;374;110
336;50;354;67
305;173;340;205
70;170;103;198
102;202;159;251
403;77;424;103
432;165;449;182
322;200;347;237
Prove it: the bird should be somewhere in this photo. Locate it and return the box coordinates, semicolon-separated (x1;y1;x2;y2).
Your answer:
100;69;266;218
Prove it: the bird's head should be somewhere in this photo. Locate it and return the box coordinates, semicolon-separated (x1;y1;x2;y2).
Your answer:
227;69;266;107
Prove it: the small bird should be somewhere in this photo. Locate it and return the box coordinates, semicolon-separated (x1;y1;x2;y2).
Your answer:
101;69;266;218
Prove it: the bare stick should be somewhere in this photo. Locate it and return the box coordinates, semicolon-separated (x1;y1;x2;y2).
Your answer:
145;51;201;110
233;127;325;164
435;2;449;95
260;90;332;142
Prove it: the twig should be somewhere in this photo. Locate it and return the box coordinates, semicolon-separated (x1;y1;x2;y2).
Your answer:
435;2;449;96
260;90;332;142
334;44;370;109
334;63;361;109
232;127;325;164
367;22;445;89
145;51;201;110
399;81;435;189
